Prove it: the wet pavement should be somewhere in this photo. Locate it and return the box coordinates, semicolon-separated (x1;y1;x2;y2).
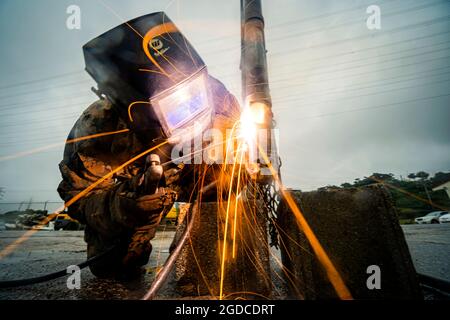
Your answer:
0;224;448;300
0;228;175;300
402;224;450;282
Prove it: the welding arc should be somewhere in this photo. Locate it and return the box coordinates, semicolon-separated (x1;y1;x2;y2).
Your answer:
142;181;217;300
0;246;117;288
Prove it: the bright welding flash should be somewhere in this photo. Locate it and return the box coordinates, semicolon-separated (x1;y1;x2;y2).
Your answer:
239;101;268;175
239;102;267;144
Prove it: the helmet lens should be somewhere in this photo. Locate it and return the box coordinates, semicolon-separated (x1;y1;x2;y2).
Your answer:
152;68;211;137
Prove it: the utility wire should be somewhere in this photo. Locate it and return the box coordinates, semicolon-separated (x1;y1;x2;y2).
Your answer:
0;5;447;96
292;93;450;121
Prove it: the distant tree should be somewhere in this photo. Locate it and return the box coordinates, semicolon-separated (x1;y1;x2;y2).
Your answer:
408;171;430;181
407;173;416;180
340;182;352;188
430;171;450;187
0;187;4;200
369;173;394;182
328;171;450;223
415;171;429;180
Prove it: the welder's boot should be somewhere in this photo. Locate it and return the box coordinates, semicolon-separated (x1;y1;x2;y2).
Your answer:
86;227;129;279
122;225;157;272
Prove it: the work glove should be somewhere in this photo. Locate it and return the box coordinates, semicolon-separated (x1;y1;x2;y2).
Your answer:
133;153;177;219
113;154;177;228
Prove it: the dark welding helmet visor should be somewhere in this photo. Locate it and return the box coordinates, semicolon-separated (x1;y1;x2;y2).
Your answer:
83;12;213;141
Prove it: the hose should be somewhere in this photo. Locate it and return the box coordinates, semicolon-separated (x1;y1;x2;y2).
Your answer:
417;272;450;295
0;245;117;288
0;181;217;292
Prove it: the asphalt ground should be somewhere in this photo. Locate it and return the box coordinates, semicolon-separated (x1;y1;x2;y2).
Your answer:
0;224;448;300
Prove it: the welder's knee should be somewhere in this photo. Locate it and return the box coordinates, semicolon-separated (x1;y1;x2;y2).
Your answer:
122;227;155;268
87;241;128;279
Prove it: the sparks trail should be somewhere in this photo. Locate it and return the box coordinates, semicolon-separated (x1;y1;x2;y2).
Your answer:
218;140;243;299
0;129;131;162
257;144;353;300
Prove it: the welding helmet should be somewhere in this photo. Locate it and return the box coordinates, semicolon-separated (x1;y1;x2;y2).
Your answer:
83;12;213;142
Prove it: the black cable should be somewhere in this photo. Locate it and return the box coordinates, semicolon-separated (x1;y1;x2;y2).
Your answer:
0;245;117;288
418;272;450;294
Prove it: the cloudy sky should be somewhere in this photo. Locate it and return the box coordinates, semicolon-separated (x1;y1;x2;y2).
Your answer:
0;0;449;207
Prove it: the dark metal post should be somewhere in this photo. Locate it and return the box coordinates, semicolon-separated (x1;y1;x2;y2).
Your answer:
240;0;279;179
241;0;272;111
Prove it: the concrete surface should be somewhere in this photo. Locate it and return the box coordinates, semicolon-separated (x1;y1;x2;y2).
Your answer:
0;223;448;299
174;201;272;298
277;187;422;299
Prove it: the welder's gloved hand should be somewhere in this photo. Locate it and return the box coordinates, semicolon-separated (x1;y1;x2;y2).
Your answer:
119;155;178;272
136;188;177;213
133;154;178;216
113;154;177;229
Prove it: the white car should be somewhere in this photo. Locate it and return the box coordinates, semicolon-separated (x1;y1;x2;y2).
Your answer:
439;213;450;224
415;211;448;224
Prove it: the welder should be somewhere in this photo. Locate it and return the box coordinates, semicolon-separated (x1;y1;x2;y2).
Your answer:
57;12;240;279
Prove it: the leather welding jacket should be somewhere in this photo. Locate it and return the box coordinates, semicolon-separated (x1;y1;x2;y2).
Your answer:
57;76;239;278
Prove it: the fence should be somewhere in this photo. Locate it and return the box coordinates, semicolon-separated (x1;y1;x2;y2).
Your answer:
0;201;63;215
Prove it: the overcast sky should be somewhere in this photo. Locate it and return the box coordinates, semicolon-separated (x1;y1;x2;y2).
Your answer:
0;0;449;207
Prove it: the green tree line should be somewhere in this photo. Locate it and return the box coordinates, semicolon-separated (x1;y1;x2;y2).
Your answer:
336;171;450;223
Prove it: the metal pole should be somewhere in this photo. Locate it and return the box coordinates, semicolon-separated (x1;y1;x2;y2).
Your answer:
241;0;281;251
422;182;433;209
240;0;272;111
240;0;278;179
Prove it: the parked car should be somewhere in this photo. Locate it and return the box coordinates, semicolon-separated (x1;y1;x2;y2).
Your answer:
415;211;448;224
54;213;82;230
438;213;450;224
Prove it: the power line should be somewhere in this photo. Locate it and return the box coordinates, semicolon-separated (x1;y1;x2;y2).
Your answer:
1;52;448;133
3;62;447;137
271;61;450;96
274;76;450;107
207;14;450;61
266;41;450;88
214;29;450;81
0;91;93;111
195;0;401;46
0;112;80;129
2;31;439;107
270;29;449;65
4;77;449;147
269;0;447;44
292;93;450;121
272;67;450;103
0;10;447;103
0;135;68;147
0;99;92;118
269;54;450;89
0;80;91;103
0;71;83;91
270;15;450;56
